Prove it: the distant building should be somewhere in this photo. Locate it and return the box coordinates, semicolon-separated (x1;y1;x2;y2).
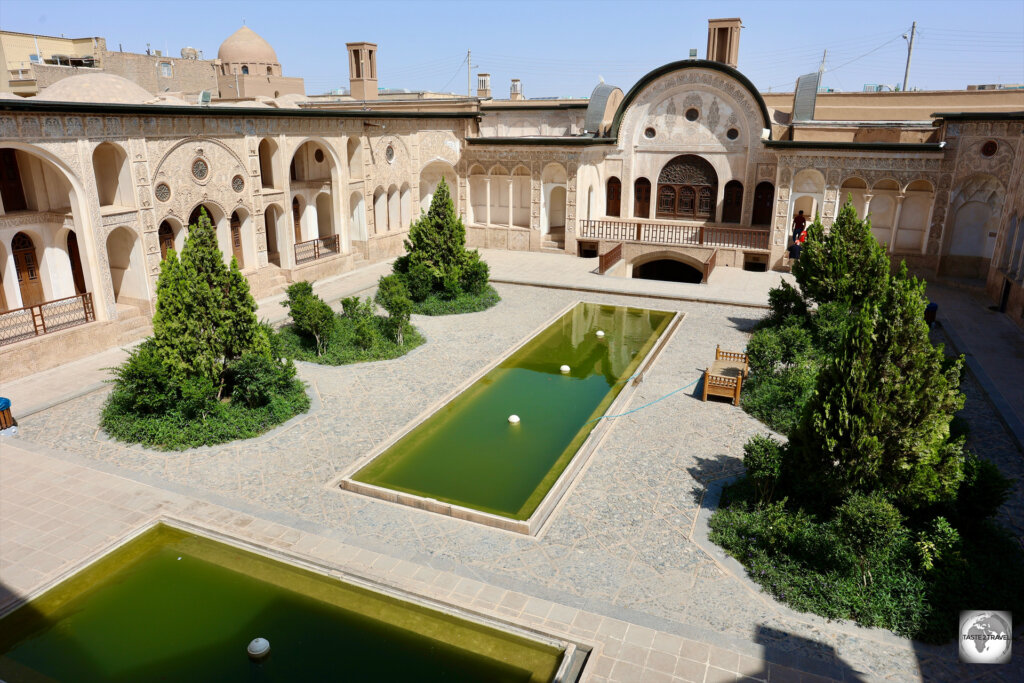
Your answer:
1;19;1022;378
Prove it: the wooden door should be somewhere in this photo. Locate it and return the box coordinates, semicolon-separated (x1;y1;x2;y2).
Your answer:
67;231;86;294
606;177;621;217
0;149;27;212
752;182;774;226
158;222;174;260
12;232;43;307
230;213;244;267
292;198;302;242
634;178;650;218
723;181;743;223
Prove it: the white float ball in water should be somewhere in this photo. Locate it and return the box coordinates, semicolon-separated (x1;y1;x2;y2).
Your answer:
560;365;571;374
596;330;605;338
508;414;520;424
247;637;270;660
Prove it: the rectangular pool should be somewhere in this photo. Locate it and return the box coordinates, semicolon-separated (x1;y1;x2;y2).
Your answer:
345;302;676;526
0;524;572;682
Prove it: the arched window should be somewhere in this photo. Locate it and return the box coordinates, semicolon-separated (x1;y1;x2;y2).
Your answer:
722;180;743;223
634;178;651;219
267;66;273;75
752;182;774;226
241;65;249;75
158;221;174;260
606;177;621;217
656;155;717;221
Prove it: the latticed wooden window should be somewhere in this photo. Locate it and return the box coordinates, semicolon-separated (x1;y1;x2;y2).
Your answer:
679;187;695;215
698;187;713;217
658;186;676;213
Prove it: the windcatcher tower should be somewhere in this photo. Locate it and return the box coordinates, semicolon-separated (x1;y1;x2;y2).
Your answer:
706;18;741;68
347;42;378;100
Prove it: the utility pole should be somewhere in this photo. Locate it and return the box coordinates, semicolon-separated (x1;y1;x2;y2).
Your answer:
902;22;917;92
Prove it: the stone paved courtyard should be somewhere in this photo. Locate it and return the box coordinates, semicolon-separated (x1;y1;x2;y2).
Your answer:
3;281;1023;682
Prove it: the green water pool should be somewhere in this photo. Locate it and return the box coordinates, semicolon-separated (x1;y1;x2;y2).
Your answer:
0;525;564;682
353;302;674;520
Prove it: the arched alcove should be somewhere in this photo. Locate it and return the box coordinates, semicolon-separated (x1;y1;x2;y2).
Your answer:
656;155;717;220
92;142;133;209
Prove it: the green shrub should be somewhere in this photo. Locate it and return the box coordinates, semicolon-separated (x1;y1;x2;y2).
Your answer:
834;492;906;586
107;340;177;414
440;266;463;300
765;280;807;324
375;274;413;344
954;452;1012;522
412;285;501;316
746;322;811;375
915;517;960;572
228;352;298;408
742;435;784;504
741;360;819;435
461;253;490;295
283;282;335;356
404;261;435;302
341;295;376;349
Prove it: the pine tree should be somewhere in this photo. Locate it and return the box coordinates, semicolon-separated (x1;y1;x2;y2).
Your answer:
402;177;472;279
151;208;261;387
793;199;891;307
789;264;966;510
220;256;261;364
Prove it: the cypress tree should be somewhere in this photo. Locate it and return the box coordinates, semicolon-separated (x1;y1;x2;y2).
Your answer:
789;264;965;510
793;199;891;307
151;208;261;387
402;177;471;278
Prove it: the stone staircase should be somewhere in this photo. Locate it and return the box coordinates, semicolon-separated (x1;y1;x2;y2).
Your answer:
542;227;566;252
115;302;152;344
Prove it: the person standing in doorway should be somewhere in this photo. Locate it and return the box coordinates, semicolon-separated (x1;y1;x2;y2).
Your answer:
791;210;807;243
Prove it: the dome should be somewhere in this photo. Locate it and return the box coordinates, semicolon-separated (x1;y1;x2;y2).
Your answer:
33;73;153;104
218;26;279;65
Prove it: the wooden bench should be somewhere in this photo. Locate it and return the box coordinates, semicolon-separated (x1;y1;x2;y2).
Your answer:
702;346;749;406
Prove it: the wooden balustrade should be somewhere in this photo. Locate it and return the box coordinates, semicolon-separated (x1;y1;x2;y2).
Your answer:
0;292;95;346
579;219;769;251
599;243;623;274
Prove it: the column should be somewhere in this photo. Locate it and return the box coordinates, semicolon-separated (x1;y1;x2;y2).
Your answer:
862;193;873;219
888;194;905;253
485;177;491;226
507;177;513;228
920;195;936;255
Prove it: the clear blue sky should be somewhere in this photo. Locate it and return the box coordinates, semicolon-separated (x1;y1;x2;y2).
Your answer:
2;0;1022;97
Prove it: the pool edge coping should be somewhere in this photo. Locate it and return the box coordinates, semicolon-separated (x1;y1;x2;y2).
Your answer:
328;302;686;536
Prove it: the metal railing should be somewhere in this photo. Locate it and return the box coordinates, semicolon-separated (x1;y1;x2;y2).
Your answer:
579;219;769;251
0;292;95;346
294;235;341;265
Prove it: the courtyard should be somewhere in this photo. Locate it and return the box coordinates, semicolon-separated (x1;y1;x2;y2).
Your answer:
2;251;1022;682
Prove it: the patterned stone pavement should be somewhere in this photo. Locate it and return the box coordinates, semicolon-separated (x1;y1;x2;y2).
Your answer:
3;281;1023;682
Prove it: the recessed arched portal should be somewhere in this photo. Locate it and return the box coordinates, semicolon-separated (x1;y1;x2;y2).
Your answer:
633;257;704;284
752;181;774;226
105;226;148;305
634;177;651;219
656;155;717;221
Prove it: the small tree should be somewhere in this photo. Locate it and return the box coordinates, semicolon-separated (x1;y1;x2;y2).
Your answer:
283;282;334;356
375;274;412;345
792;200;890;307
151;208;260;391
789;264;965;510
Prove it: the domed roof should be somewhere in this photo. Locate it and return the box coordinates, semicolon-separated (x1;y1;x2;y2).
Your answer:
218;26;279;65
33;73;153;104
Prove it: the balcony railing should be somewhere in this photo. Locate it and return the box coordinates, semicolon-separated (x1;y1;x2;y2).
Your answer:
0;292;95;346
579;220;770;251
294;235;341;265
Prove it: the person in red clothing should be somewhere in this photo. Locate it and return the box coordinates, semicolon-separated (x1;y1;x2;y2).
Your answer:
788;221;807;260
791;210;807;243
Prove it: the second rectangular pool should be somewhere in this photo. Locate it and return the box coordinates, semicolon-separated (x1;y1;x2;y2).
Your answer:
343;302;676;527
